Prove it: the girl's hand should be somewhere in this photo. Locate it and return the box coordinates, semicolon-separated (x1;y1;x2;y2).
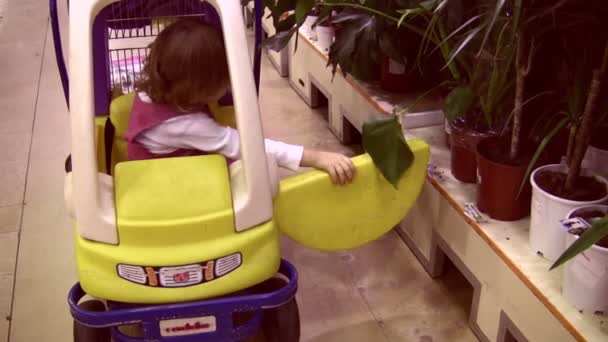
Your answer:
301;150;356;185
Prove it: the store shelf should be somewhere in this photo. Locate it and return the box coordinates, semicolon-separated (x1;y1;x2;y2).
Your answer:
399;125;607;342
288;31;444;143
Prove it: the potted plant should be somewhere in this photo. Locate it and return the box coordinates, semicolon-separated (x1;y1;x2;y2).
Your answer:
259;0;425;187
551;205;608;313
528;38;608;262
472;0;563;221
262;0;449;85
441;14;516;185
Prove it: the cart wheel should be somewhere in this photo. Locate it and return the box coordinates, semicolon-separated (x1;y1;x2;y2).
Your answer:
73;300;111;342
256;278;301;342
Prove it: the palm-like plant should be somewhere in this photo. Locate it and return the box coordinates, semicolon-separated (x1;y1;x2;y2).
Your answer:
518;1;608;194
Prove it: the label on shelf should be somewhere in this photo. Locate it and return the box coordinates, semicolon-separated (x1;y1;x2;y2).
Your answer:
464;203;488;224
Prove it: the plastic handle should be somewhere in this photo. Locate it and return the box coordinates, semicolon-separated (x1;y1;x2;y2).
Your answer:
208;0;273;230
69;0;120;243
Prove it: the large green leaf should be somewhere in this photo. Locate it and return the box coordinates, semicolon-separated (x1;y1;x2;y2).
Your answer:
444;86;474;122
517;116;569;197
550;216;608;270
262;0;312;52
263;27;298;51
478;0;506;55
362;116;414;188
275;13;297;32
327;10;379;77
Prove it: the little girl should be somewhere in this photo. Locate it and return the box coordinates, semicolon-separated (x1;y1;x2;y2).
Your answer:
125;19;355;185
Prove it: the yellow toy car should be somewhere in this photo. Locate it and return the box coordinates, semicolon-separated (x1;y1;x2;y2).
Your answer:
53;0;429;340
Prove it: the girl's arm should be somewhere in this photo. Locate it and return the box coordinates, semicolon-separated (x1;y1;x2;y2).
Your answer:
137;114;355;184
300;150;356;185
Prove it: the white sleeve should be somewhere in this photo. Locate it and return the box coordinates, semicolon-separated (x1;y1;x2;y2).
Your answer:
138;114;304;171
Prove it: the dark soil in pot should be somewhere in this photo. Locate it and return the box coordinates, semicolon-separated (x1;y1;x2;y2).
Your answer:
450;117;495;183
535;171;607;201
476;137;534;221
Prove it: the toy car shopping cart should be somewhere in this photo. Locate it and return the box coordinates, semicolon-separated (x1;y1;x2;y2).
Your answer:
50;0;430;341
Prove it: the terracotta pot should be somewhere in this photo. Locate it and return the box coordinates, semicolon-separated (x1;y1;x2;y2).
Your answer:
450;122;494;183
476;137;532;221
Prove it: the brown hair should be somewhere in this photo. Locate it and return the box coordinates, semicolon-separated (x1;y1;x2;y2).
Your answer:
137;20;230;111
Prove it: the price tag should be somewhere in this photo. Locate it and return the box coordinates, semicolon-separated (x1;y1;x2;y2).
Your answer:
464;203;488;224
560;217;591;232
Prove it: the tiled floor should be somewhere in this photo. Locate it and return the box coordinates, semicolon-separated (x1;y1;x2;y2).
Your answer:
0;1;476;341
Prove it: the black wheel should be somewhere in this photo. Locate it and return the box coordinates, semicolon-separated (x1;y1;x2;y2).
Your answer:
73;300;111;342
254;278;301;342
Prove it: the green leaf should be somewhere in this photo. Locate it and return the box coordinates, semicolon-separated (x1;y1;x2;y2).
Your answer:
478;0;506;55
550;216;608;270
296;0;315;23
362;117;414;188
517;116;569;198
327;10;378;77
443;26;482;69
263;27;297;52
266;0;296;22
444;86;474;122
378;31;407;66
275;13;296;32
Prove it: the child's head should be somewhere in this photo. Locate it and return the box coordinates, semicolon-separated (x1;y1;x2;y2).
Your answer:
138;20;230;111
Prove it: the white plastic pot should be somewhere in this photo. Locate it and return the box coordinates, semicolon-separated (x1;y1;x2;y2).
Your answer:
315;25;334;52
583;145;608;180
562;205;608;313
300;15;318;40
529;164;608;262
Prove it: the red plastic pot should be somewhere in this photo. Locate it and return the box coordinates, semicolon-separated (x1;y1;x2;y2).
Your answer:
450;122;494;183
379;58;418;93
476;137;532;221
